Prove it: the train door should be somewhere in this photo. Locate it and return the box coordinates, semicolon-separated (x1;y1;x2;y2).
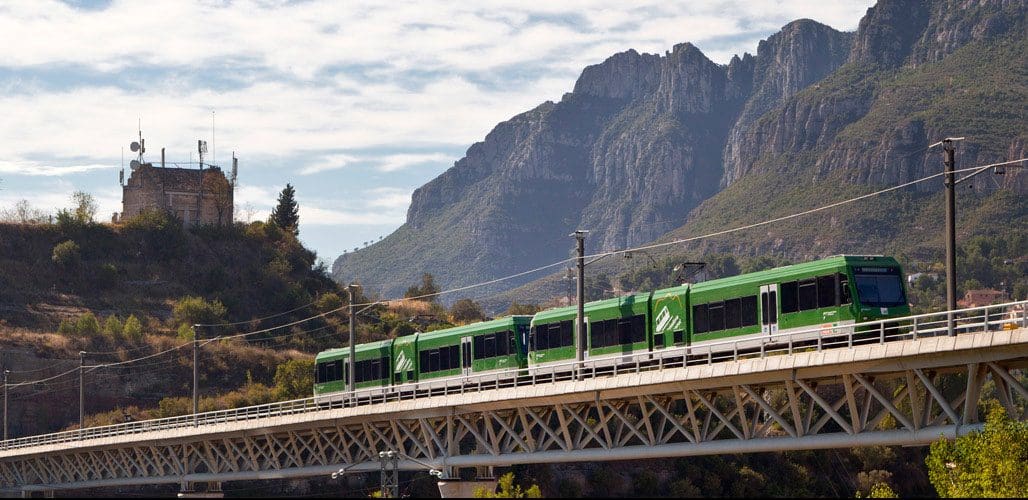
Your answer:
461;337;472;376
760;284;779;335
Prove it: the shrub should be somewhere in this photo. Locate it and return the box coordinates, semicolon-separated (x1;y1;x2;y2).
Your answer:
75;312;101;337
316;292;343;313
103;315;123;338
51;240;81;267
57;319;76;335
273;359;315;400
450;298;485;323
123;315;143;341
171;296;227;329
96;263;118;289
177;323;195;341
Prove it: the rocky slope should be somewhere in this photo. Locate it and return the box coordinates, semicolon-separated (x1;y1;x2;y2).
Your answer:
334;0;1027;303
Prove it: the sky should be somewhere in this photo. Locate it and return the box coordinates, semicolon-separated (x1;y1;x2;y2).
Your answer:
0;0;876;266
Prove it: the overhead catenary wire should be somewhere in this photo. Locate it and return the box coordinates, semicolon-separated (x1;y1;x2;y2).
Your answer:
4;157;1023;392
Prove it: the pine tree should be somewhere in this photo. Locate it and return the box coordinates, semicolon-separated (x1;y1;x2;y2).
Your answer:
270;183;300;235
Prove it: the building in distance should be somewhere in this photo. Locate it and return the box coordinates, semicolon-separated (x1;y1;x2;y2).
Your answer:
114;135;237;227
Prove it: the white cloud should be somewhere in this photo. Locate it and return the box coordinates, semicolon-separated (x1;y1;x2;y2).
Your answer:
0;0;876;259
364;187;412;209
299;205;404;226
377;153;453;172
0;160;117;176
300;154;359;175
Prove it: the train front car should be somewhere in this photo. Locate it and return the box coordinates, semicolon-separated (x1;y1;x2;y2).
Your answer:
685;255;911;355
846;256;911;323
313;339;393;404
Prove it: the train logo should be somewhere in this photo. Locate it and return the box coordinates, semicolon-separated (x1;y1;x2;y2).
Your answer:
655;305;681;334
394;351;414;374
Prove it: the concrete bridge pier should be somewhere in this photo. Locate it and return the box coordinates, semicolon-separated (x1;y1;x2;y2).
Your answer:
177;481;223;498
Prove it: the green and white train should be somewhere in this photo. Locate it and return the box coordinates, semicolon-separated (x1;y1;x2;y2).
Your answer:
314;255;909;399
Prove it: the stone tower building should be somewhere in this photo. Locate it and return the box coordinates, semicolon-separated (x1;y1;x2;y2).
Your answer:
118;164;234;226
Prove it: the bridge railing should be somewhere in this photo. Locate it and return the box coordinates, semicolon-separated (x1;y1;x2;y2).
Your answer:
0;300;1024;452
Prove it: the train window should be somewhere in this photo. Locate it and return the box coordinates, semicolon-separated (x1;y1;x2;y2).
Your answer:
617;318;632;344
673;330;685;344
561;320;574;348
724;299;741;329
780;282;798;313
483;336;496;358
530;327;540;350
316;362;326;384
419;350;430;371
473;336;483;359
818;275;837;308
547;323;562;349
798;278;817;311
838;273;851;305
693;304;709;334
439;345;451;368
740;295;758;327
380;356;391;379
632;315;646;343
653;332;664;348
429;351;440;372
708;302;725;332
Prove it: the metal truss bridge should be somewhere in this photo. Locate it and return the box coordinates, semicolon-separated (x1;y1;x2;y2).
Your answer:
0;301;1025;497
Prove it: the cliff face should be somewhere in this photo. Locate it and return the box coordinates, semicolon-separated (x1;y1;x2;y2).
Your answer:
334;0;1027;300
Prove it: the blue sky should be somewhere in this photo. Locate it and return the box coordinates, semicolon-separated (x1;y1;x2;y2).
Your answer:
0;0;874;265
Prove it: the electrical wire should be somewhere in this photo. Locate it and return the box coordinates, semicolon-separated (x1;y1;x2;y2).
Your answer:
4;157;1023;392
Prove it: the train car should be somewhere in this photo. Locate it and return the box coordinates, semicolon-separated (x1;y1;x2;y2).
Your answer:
684;255;909;352
314;339;393;400
415;316;532;383
528;292;653;368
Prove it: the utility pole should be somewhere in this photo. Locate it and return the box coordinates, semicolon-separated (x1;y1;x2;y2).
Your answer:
3;369;8;441
346;284;360;394
192;325;200;423
78;351;86;429
378;450;399;498
943;139;957;336
571;230;587;364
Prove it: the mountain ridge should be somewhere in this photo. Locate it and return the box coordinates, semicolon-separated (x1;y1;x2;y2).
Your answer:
334;0;1027;304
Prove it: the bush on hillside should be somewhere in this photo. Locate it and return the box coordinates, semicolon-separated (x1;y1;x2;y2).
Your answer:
75;312;101;337
51;240;81;267
273;358;315;400
171;296;227;329
123;315;143;341
104;315;123;338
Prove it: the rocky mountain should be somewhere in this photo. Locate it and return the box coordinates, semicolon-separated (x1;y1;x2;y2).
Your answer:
334;0;1027;302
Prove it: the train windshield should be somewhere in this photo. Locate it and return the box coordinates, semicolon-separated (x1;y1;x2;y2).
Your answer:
853;267;906;308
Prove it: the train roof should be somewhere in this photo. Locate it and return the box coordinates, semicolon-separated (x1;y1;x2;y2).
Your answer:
689;255;900;292
418;315;532;342
316;339;393;361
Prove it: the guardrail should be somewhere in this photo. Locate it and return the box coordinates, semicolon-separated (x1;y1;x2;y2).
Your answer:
1;300;1024;452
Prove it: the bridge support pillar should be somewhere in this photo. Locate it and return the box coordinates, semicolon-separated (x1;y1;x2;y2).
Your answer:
177;481;223;499
437;479;498;498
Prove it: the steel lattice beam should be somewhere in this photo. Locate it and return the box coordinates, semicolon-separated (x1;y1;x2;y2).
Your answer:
2;328;1027;493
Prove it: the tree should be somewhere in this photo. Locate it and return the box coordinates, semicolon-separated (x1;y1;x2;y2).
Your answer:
171;296;227;329
51;240;81;267
926;401;1028;497
273;358;315;400
203;172;233;226
123;315;144;341
405;273;440;302
506;302;542;316
270;183;299;235
71;191;97;223
451;298;485;323
473;472;542;498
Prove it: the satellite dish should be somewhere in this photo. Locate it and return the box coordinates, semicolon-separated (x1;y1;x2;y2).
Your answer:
130;141;140;152
130;160;141;170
